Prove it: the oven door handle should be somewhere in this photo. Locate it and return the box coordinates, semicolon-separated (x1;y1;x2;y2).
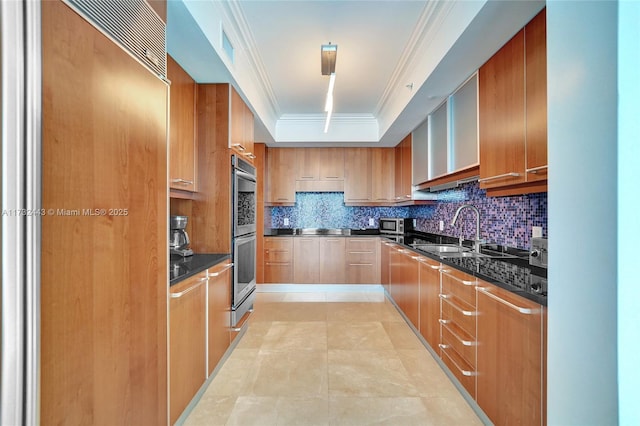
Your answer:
234;169;256;182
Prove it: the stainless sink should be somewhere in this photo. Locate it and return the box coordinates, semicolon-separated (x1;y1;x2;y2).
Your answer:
411;243;471;254
294;228;351;236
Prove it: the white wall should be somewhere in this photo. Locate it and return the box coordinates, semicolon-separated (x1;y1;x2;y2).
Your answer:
547;1;618;424
617;1;640;424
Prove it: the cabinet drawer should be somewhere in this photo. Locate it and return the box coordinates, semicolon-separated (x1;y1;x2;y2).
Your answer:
441;321;476;369
440;294;477;338
346;250;376;264
346;238;377;252
264;237;293;262
441;268;477;307
264;262;293;283
440;344;476;399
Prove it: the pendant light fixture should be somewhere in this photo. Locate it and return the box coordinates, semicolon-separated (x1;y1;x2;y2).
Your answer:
321;43;337;133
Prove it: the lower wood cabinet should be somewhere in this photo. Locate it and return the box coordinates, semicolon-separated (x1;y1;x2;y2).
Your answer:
320;238;347;283
169;272;207;425
476;280;545;425
388;245;419;328
264;237;293;283
345;238;380;284
418;256;441;350
207;261;233;375
439;267;478;399
293;237;321;283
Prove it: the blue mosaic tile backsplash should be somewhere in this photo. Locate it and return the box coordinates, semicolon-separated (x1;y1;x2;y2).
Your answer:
268;182;547;250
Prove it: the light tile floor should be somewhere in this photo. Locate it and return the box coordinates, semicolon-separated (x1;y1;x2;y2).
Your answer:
183;290;484;426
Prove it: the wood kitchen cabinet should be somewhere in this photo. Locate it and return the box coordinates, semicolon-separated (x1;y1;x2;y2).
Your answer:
439;267;478;399
344;148;373;203
296;147;344;181
293;237;321;283
394;134;412;203
266;148;297;204
388;245;419;328
479;8;547;195
168;55;197;192
169;272;207;425
418;256;441;350
230;86;255;162
41;3;168;423
476;280;545;425
371;148;396;202
380;240;392;292
320;238;347;283
207;261;233;375
525;10;548;183
264;237;294;283
345;237;380;284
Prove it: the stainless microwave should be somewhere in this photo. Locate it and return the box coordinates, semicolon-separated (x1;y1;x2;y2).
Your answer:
379;218;414;235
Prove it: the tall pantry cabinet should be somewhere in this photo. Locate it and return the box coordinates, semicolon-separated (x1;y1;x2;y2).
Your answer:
40;1;168;424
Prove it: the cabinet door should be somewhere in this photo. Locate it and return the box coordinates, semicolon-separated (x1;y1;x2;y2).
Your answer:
380;240;391;292
230;87;246;155
389;245;404;305
412;119;429;185
399;251;420;327
345;238;380;284
319;238;346;283
476;282;544;425
266;148;297;203
169;273;207;425
168;55;196;191
264;237;293;283
344;148;372;202
479;29;526;189
243;101;255;160
371;148;395;202
296;148;320;180
394;135;412;202
293;237;320;283
208;262;233;375
319;148;345;180
525;9;548;182
419;257;441;350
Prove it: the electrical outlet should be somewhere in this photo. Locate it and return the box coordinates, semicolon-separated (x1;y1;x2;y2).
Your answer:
439;220;444;231
532;226;543;238
283;217;289;226
369;217;375;227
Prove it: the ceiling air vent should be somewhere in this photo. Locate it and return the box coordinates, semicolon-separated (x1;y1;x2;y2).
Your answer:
65;0;167;78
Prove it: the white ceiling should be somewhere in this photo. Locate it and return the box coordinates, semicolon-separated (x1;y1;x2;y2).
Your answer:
167;0;545;147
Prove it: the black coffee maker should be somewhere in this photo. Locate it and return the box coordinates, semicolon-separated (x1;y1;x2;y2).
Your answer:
169;215;193;257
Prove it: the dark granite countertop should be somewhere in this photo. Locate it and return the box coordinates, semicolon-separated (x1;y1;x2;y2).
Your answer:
265;228;380;236
396;232;547;306
170;253;231;286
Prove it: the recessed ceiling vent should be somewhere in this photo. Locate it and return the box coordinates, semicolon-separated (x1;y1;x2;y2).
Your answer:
64;0;167;78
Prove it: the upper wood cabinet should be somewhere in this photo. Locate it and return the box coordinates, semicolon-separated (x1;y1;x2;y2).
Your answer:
266;148;297;204
344;148;373;203
479;8;547;195
230;86;255;162
168;55;197;192
370;148;396;203
296;148;344;180
394;134;412;202
525;10;548;183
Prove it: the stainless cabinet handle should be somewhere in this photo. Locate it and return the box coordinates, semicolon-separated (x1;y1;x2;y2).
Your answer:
232;308;254;332
478;172;521;183
438;343;450;349
438;319;451;325
441;270;475;286
476;287;540;315
439;294;477;316
170;277;207;298
440;345;477;377
208;262;234;277
441;322;476;346
325;176;340;179
526;165;548;174
232;143;246;152
245;152;256;159
171;178;194;185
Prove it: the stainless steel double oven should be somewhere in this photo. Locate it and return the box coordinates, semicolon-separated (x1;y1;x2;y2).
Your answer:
231;155;257;328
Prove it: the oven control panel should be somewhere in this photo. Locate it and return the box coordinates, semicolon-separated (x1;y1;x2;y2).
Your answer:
529;237;548;269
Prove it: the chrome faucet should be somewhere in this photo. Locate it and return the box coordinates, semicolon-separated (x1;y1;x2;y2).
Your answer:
451;204;482;252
